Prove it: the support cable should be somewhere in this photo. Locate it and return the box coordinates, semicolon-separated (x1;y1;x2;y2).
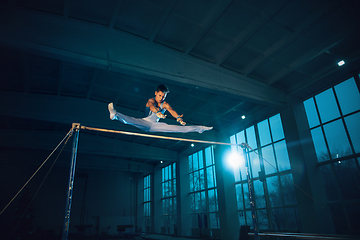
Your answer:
7;128;74;240
0;128;74;216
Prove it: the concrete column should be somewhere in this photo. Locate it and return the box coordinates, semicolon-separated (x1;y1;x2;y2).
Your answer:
177;153;191;236
152;167;162;233
281;96;335;233
213;140;239;240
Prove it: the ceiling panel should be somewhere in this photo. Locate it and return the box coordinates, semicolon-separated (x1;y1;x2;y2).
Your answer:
0;0;359;169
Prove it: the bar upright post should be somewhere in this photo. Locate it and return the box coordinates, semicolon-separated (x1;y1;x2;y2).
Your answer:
241;143;258;240
62;123;80;240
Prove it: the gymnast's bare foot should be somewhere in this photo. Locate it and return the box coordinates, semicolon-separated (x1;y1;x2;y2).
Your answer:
200;126;213;133
108;103;116;120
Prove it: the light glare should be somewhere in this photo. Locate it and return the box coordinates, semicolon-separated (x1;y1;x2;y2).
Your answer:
228;152;244;169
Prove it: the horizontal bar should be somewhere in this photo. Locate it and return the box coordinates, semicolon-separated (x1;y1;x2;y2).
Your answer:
81;125;244;147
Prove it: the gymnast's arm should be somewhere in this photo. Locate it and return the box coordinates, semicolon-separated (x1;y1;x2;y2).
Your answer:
163;102;186;125
163;102;180;118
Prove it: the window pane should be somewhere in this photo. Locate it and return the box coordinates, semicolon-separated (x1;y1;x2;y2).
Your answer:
346;203;360;231
238;211;246;227
345;112;360;153
200;191;206;213
162;182;165;197
210;213;219;228
243;183;250;209
190;193;195;212
194;171;200;191
274;140;291;171
208;189;215;212
213;165;217;187
271;208;286;230
234;166;241;182
214;189;218;211
310;127;329;162
258;119;271;146
189;173;195;192
285;207;300;230
189;155;193;172
333;160;360;200
257;209;269;230
319;165;340;201
236;130;246;145
173;163;176;179
236;184;244;210
230;135;237;159
164;166;169;181
280;174;297;205
207;166;214;188
329;203;347;233
267;176;282;207
304;98;320;128
199;169;205;190
246;126;257;150
195;192;201;212
205;146;213;166
315;88;340;123
246;210;253;229
199;151;204;169
249;151;260;178
254;180;266;208
173;179;176;195
193;153;199;171
269;114;285;141
323;119;352;158
334;77;360;115
262;145;276;175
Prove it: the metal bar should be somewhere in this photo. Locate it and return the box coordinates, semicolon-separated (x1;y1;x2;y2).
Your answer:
81;125;242;147
242;146;259;240
61;123;81;240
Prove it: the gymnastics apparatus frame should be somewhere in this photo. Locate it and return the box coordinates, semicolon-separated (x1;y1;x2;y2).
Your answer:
62;123;259;240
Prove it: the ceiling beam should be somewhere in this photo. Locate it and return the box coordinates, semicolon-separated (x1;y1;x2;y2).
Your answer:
242;0;344;76
0;7;287;107
0;129;178;162
0;91;218;143
0;148;154;173
216;0;289;65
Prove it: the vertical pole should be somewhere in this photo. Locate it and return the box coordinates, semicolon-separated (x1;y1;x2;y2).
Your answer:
241;144;258;240
62;123;80;240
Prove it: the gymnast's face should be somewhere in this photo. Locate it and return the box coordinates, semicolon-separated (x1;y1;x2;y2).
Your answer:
155;90;167;104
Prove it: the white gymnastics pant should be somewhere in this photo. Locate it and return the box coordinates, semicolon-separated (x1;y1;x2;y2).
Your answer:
112;112;212;133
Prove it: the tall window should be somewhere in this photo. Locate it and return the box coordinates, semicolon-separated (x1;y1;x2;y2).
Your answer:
230;114;300;231
304;76;360;234
189;146;219;230
144;175;151;232
161;163;176;234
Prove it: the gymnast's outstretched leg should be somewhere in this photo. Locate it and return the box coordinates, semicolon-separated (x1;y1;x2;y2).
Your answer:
108;103;152;132
149;122;213;133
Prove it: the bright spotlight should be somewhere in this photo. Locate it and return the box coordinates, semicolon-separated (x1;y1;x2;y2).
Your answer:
160;161;163;164
228;152;244;169
241;115;246;120
337;60;345;66
191;143;194;147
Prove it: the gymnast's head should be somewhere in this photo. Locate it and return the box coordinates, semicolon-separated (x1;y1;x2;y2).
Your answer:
155;84;169;103
156;84;170;94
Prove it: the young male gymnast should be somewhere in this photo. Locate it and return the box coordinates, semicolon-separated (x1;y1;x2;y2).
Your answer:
108;84;213;133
